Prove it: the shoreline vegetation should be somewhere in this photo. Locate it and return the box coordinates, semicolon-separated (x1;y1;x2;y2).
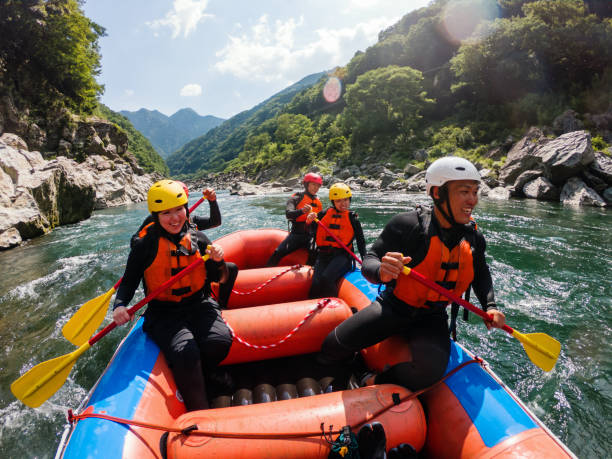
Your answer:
1;0;611;249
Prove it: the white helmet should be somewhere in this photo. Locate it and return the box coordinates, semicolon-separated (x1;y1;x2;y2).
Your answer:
425;156;481;195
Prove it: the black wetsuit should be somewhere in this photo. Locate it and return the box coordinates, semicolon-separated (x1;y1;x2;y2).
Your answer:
320;207;497;391
309;209;367;299
266;191;319;266
133;199;238;309
114;223;233;411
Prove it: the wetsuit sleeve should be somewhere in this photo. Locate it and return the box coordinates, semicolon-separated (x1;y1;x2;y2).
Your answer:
113;236;154;309
362;212;421;284
350;212;367;260
192;199;221;230
470;231;497;311
285;193;304;221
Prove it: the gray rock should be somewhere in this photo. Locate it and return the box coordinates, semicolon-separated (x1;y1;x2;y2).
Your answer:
603;187;612;203
513;170;543;195
485;146;506;161
498;128;547;185
560;177;607;207
487;187;512;200
589;152;612;184
0;227;21;250
0;133;157;250
403;164;420;177
581;170;608;193
552;109;584;135
404;171;426;192
478;168;499;188
478;182;491;197
523;177;559;201
537;130;594;184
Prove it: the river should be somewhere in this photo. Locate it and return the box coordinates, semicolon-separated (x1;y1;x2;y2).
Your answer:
0;190;610;458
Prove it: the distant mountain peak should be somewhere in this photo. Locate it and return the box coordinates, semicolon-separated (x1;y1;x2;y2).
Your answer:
120;107;225;159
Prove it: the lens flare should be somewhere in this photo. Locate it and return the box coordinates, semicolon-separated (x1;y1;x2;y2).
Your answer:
323;77;342;103
440;0;500;44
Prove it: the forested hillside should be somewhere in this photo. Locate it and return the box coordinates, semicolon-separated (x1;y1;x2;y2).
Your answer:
168;0;611;180
120;108;225;159
0;0;167;175
167;72;325;178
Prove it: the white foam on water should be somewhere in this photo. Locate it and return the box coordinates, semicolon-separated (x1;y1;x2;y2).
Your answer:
6;254;97;301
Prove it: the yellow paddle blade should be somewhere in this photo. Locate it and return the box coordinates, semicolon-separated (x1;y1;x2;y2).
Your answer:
11;343;90;408
62;286;116;346
512;331;561;372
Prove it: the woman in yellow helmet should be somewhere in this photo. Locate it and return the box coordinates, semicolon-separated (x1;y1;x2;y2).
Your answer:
306;182;366;298
131;182;238;309
112;180;234;411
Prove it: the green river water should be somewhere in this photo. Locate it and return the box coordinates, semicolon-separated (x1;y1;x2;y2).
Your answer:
0;190;610;458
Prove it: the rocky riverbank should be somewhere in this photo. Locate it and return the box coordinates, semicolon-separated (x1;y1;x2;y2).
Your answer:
0;132;159;250
190;126;612;208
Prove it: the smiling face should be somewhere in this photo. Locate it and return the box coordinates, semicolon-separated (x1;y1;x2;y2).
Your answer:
158;205;187;234
333;198;351;212
434;179;479;226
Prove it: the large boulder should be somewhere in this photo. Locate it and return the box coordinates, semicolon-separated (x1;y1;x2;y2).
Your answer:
560;177;607;207
523;177;559;201
588;152;612;184
498;127;547;185
499;129;596;191
536;131;594;185
487;187;512;200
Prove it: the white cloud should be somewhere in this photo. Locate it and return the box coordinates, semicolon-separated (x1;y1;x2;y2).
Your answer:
124;89;134;96
147;0;213;38
180;84;203;96
214;14;398;82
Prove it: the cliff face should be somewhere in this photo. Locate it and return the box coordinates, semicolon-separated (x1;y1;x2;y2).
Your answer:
0;104;160;250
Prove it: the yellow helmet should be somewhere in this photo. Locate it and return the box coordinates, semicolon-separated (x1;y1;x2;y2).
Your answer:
147;180;188;212
329;182;352;201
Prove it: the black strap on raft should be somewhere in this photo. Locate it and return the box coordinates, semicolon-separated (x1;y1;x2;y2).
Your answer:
450;285;471;341
323;424;360;459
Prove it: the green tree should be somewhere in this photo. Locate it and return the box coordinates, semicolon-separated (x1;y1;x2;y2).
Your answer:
343;66;434;144
451;0;612;104
0;0;105;114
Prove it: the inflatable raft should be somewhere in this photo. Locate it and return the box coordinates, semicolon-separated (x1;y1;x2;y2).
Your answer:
56;229;575;458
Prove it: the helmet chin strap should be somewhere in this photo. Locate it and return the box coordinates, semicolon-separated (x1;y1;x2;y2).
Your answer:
433;186;460;228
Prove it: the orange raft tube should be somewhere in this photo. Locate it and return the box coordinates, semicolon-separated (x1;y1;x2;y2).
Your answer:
166;385;426;459
57;228;574;459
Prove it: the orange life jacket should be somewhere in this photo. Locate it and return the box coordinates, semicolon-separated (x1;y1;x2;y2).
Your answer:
316;208;355;250
139;223;207;302
393;234;474;309
294;193;323;222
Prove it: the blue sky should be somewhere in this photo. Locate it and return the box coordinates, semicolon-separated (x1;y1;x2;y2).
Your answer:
83;0;430;119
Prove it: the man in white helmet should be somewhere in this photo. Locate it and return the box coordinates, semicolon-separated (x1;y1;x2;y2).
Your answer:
319;156;505;391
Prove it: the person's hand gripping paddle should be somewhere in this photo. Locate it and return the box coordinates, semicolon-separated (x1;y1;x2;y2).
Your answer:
61;196;207;346
12;253;210;408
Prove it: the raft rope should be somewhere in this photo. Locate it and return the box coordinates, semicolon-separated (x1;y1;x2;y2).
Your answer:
230;264;303;296
223;297;335;349
66;357;483;440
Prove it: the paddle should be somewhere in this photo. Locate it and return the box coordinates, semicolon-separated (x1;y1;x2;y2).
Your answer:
11;253;211;408
401;266;560;372
313;215;560;371
62;196;207;346
313;218;363;265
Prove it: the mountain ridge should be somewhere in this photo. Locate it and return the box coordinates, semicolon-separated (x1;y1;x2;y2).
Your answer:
120;107;225;159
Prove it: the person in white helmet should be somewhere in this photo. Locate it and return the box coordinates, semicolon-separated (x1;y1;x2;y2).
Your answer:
318;157;506;391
